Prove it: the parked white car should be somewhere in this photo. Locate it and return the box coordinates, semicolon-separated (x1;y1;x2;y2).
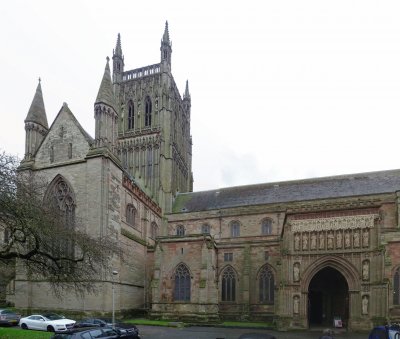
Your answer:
19;313;75;332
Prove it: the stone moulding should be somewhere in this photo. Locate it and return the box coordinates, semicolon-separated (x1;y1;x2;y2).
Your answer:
291;214;379;232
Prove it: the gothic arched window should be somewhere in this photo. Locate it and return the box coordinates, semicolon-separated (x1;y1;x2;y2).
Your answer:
221;266;236;301
145;96;152;127
394;267;400;305
128;100;134;129
126;204;137;227
174;263;191;301
44;175;76;258
176;225;185;236
201;224;210;234
259;265;275;304
151;222;158;239
46;176;75;228
261;218;272;235
230;221;240;237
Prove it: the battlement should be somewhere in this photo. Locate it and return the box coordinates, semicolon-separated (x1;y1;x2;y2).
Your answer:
122;63;161;81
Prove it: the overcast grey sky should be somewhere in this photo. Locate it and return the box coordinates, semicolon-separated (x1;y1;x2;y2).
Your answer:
1;1;400;192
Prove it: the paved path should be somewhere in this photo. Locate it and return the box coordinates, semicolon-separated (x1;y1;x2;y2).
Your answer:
137;325;368;339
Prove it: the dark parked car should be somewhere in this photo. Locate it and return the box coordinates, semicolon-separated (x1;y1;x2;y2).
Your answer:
368;325;400;339
74;318;111;327
0;309;21;326
238;333;277;339
51;325;140;339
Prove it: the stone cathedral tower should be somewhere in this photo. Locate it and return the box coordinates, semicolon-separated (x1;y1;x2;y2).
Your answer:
113;22;193;213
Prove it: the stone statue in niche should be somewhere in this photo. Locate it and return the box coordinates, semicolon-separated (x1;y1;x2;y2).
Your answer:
310;233;317;250
345;231;351;248
293;263;300;282
362;260;369;281
293;296;300;314
336;231;342;248
302;233;308;250
294;233;300;250
327;232;334;249
319;232;325;249
353;230;360;248
362;295;369;315
363;229;369;247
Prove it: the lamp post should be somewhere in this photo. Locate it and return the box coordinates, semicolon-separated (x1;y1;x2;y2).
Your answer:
111;270;118;327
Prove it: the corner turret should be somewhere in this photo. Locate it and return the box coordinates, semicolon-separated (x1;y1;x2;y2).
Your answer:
23;78;49;161
94;57;118;151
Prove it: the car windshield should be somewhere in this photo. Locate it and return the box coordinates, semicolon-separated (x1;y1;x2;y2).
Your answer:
44;313;64;320
52;335;73;339
0;310;13;314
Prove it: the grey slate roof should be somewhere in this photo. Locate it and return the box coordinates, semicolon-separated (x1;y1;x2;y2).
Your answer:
172;169;400;213
25;81;49;129
95;58;117;110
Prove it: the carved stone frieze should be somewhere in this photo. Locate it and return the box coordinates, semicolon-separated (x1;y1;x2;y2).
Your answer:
291;214;378;233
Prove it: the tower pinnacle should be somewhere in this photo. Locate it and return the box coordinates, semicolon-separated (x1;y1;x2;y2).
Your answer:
184;80;190;100
23;79;49;160
96;57;117;110
162;21;170;45
25;79;48;129
114;33;123;56
160;21;172;69
112;33;124;83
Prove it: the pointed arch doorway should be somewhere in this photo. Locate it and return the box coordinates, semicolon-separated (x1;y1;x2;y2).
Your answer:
308;267;349;327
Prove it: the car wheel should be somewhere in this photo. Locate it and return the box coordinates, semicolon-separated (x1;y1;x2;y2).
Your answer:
47;325;55;332
21;323;28;330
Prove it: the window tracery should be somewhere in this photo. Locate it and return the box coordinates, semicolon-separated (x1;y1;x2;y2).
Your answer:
201;224;210;234
128;100;134;129
394;267;400;305
126;204;137;227
259;265;275;304
230;221;240;237
151;222;158;239
45;176;76;258
174;263;190;301
145;96;152;127
176;225;185;236
261;218;272;235
221;266;236;302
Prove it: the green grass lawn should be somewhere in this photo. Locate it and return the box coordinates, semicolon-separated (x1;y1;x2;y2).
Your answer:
0;319;274;337
126;318;174;326
0;327;52;339
127;318;274;328
221;321;274;328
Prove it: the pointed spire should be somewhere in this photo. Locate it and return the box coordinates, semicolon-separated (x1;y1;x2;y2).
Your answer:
162;21;170;44
96;57;117;110
115;33;122;56
25;78;48;129
184;80;190;99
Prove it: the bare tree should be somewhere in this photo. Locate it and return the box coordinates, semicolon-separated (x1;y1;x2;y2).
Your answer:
0;151;122;296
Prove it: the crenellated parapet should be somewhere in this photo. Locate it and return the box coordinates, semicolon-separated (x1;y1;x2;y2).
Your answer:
122;174;161;216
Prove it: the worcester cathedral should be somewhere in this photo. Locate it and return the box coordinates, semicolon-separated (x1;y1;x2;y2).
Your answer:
5;22;400;331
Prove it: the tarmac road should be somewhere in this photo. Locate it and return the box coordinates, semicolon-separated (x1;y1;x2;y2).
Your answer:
136;325;368;339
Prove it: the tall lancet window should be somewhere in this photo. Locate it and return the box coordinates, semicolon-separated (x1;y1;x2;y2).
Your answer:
394;267;400;305
221;266;236;301
174;263;191;301
128;100;134;130
259;265;275;304
44;175;76;259
145;96;152;127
